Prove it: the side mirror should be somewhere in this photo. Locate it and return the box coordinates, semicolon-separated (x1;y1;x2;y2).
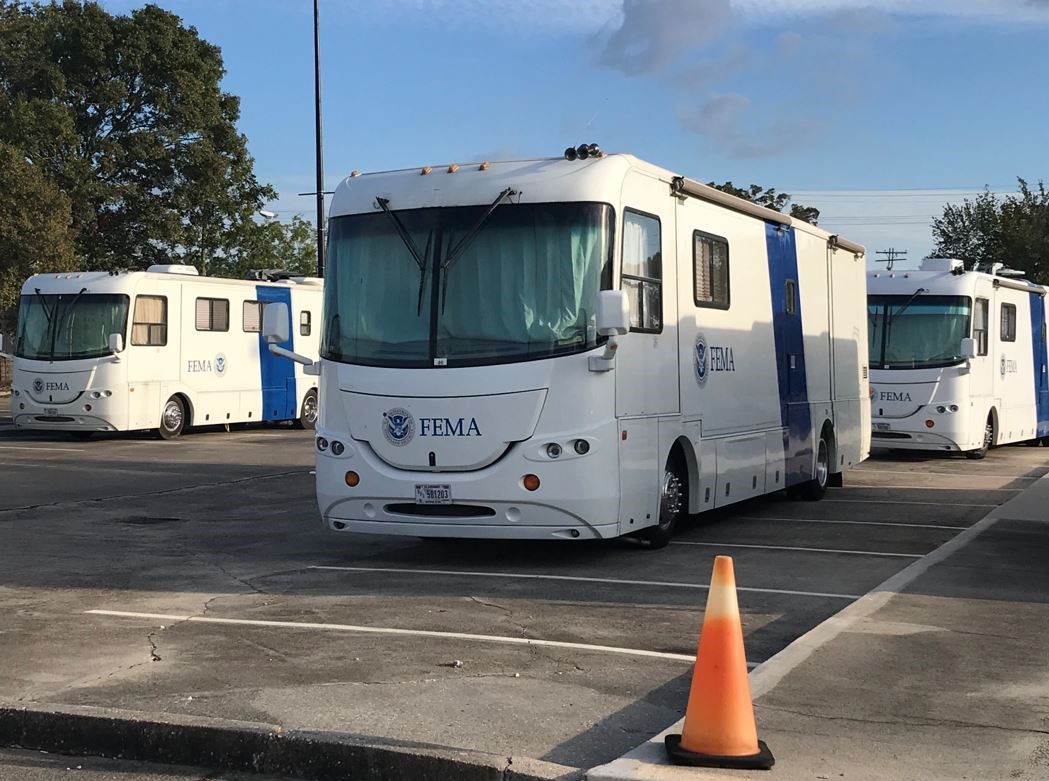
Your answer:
596;290;630;336
108;333;124;353
960;337;976;360
262;301;290;344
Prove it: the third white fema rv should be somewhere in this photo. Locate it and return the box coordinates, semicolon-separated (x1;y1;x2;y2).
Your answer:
868;258;1049;457
9;266;322;438
265;146;871;547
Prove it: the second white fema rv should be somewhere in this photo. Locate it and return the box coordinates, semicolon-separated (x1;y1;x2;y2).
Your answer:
267;147;871;547
868;258;1049;457
9;266;322;438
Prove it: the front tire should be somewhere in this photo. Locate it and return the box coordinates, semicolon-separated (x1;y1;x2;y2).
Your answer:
640;455;686;550
965;416;994;460
800;433;830;501
296;389;318;430
158;396;186;440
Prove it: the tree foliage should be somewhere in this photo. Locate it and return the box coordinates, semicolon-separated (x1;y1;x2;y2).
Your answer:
0;0;276;274
932;179;1049;284
209;215;319;279
0;142;77;322
708;181;821;225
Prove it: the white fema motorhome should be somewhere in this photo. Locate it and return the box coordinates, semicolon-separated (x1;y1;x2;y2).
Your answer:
6;266;322;438
264;148;870;547
868;258;1049;457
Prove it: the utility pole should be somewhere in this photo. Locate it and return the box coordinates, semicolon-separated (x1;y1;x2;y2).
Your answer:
875;248;907;271
313;0;325;278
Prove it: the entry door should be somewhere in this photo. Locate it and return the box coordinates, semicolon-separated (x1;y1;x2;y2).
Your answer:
615;171;679;418
1032;293;1049;437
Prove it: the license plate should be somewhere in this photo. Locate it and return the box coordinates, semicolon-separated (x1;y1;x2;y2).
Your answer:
415;484;452;505
873;422;890;431
44;408;58;417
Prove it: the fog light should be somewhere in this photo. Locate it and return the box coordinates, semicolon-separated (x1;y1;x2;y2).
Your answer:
91;391;102;399
12;390;19;397
936;405;946;413
949;404;959;412
546;443;562;459
331;440;345;456
523;474;540;491
317;437;329;451
573;439;590;455
103;390;112;397
925;419;935;428
345;471;360;487
84;404;92;411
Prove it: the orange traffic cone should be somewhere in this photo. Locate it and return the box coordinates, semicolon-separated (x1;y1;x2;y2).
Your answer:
665;555;774;770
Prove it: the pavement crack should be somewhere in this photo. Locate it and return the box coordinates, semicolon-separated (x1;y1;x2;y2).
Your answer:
146;631;161;662
216;563;268;595
502;756;513;781
757;704;1049;737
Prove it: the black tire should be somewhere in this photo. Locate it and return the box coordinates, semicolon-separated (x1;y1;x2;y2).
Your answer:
158;395;186;440
295;389;318;430
965;416;994;460
640;454;686;550
800;433;831;501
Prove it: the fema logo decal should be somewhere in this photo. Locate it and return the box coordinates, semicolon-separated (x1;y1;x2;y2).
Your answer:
693;334;708;387
214;353;227;376
383;408;416;447
32;378;45;394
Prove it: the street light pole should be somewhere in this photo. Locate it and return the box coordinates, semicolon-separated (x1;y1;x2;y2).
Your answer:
313;0;325;278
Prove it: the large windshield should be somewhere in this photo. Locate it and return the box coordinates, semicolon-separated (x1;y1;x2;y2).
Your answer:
868;294;971;369
323;202;614;367
15;292;129;361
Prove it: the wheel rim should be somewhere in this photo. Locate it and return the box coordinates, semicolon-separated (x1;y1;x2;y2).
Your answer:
659;468;683;529
303;393;318;424
815;439;829;487
163;400;182;431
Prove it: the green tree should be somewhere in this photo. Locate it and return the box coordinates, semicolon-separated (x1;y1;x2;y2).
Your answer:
0;142;77;327
708;181;821;225
931;179;1049;284
0;0;275;272
210;215;319;279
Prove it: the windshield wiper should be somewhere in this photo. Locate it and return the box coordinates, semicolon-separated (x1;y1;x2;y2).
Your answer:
440;187;517;310
375;197;431;315
887;288;928;324
49;287;88;360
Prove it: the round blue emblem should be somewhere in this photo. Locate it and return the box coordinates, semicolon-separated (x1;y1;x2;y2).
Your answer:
383;407;415;446
215;353;227;376
693;334;708;387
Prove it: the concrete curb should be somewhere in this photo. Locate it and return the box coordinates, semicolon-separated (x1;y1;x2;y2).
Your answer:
0;702;582;781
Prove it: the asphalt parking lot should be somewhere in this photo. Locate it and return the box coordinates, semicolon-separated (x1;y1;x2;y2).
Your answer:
1;425;1046;776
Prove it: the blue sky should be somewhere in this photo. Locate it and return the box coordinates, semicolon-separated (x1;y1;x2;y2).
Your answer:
101;0;1049;262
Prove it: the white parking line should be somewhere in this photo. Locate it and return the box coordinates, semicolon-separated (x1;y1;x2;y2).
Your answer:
671;541;922;558
839;484;1022;492
309;565;861;600
0;445;85;453
729;516;968;531
859;468;1039;480
823;498;997;508
84;609;705;664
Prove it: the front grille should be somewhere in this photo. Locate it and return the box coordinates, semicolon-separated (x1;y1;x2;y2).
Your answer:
872;431;912;440
385;503;497;518
35;415;75;423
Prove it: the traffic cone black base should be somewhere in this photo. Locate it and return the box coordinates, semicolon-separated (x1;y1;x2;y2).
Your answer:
664;734;775;770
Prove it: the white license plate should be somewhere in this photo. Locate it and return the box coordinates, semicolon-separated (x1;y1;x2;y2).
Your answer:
873;422;890;431
415;484;452;505
44;408;58;417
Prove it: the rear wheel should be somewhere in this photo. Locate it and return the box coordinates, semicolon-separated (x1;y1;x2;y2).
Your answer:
800;433;830;501
641;455;686;550
296;389;318;430
158;396;186;440
965;416;994;460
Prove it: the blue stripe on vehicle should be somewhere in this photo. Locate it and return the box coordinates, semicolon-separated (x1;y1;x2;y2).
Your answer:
1029;292;1049;438
255;285;297;421
765;223;813;486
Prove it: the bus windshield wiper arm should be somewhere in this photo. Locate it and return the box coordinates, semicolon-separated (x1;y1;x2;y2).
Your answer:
887;287;928;324
49;287;88;359
440;187;516;311
375;196;430;313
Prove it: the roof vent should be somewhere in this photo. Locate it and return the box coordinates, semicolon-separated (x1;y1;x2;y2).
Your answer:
918;258;964;272
147;264;199;275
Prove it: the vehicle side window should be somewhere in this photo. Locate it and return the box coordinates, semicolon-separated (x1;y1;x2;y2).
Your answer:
243;301;262;333
300;310;312;337
693;231;730;309
621;209;662;332
1001;303;1016;342
195;297;229;332
131;295;167;346
973;298;989;355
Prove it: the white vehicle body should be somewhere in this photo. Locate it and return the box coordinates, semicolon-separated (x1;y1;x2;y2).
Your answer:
11;266;322;435
309;152;870;542
868;258;1049;454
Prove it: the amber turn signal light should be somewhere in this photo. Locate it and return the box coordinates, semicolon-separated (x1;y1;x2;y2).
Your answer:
345;471;360;487
522;474;540;491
